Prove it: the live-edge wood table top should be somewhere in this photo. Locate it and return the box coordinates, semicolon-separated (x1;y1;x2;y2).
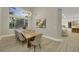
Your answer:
21;30;41;39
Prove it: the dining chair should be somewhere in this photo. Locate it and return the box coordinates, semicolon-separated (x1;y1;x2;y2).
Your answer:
15;30;27;47
15;30;19;41
30;34;42;52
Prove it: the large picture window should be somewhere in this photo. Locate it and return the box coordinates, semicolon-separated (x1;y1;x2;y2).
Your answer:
9;7;28;29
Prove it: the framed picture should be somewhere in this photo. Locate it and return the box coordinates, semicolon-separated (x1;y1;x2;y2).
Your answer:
36;18;46;28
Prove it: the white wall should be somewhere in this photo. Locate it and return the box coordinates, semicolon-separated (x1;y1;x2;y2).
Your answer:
0;8;2;35
0;7;62;39
57;9;62;38
31;7;62;39
1;7;32;35
1;7;14;35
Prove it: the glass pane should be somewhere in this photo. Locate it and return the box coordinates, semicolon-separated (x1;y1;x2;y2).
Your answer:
9;7;28;17
9;7;28;29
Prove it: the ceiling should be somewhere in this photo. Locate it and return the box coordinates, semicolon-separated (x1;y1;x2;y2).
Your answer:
62;7;79;21
62;7;79;18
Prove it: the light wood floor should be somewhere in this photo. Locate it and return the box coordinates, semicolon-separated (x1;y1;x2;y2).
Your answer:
57;32;79;52
0;32;79;52
0;36;60;52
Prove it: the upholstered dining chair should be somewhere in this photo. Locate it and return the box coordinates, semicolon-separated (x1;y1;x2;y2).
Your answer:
30;34;42;52
15;30;27;47
15;30;19;41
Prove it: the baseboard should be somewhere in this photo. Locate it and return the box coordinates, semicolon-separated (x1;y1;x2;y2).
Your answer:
0;34;15;40
0;34;62;41
42;35;62;41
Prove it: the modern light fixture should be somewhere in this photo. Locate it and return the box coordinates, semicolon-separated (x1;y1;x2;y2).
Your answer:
25;11;32;17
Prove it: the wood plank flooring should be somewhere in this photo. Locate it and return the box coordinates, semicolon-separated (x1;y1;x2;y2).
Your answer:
0;36;60;52
57;32;79;52
0;32;79;52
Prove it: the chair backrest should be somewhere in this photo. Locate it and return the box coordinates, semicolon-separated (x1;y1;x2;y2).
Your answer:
17;31;26;41
34;34;42;44
15;29;25;41
15;30;19;39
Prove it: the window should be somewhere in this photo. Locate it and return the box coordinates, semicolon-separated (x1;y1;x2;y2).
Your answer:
9;7;28;29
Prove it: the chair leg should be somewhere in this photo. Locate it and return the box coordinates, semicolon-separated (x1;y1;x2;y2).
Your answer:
22;42;24;48
34;45;36;52
22;43;23;48
39;44;41;50
16;41;19;48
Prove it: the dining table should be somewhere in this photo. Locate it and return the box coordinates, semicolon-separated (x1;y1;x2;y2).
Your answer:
21;30;41;48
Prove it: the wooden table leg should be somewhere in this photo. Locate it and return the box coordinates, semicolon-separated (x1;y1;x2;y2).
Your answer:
27;37;35;48
27;39;32;48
